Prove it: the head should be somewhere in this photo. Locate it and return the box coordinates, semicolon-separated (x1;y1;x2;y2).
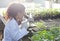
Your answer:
7;3;25;24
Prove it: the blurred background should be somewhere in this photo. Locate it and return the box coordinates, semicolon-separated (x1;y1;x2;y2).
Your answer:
0;0;60;16
0;0;60;41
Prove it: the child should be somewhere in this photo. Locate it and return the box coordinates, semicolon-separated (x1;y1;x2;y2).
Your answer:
2;3;29;41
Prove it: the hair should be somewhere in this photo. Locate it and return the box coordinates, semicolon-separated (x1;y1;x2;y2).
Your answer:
7;3;25;19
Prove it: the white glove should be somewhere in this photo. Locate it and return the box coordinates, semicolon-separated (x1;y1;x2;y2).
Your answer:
19;19;29;29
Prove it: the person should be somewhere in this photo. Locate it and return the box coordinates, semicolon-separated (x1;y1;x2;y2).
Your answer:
2;3;29;41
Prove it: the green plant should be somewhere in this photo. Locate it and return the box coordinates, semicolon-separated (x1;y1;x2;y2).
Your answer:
50;27;60;41
31;30;54;41
31;26;60;41
34;21;47;30
26;8;60;20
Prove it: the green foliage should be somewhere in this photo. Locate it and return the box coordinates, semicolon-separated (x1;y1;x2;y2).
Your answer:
34;21;50;31
34;21;46;28
26;8;60;20
34;8;60;17
26;8;60;15
31;26;60;41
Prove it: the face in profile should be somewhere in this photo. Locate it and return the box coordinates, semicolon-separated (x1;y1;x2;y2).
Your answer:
16;12;25;25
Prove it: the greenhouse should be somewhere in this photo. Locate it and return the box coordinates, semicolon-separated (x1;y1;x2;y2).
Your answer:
0;0;60;41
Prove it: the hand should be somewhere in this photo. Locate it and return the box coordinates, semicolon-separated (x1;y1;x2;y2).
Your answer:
21;20;29;29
